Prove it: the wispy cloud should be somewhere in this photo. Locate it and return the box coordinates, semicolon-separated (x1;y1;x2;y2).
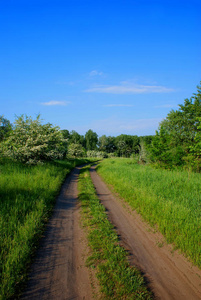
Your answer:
89;70;104;77
104;104;135;107
41;101;70;106
85;82;174;94
155;104;178;108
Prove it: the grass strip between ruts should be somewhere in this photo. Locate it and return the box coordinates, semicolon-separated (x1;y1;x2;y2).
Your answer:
78;166;152;300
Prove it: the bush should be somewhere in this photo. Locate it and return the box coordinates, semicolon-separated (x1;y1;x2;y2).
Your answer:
67;143;86;157
1;115;67;164
87;150;108;158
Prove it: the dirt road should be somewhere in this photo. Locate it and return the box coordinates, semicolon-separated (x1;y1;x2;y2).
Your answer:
21;164;201;300
90;165;201;300
21;166;94;300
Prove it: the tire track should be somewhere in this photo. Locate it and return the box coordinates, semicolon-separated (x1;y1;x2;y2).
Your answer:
21;166;93;300
89;165;201;300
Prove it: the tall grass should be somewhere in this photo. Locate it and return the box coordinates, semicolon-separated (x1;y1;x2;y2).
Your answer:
78;166;152;299
97;158;201;268
0;157;91;300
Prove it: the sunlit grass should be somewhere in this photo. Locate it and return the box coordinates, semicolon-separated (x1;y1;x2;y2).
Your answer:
97;158;201;268
0;157;92;300
78;166;152;299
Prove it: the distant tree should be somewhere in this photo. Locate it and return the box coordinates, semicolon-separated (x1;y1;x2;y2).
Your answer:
105;136;117;153
98;135;108;151
85;129;98;150
0;115;12;141
115;134;140;157
1;114;67;164
61;129;70;140
69;130;85;147
67;143;85;157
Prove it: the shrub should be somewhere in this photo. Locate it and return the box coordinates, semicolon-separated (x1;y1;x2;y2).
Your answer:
1;115;67;164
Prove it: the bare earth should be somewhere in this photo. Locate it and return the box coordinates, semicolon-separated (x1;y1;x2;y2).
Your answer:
90;165;201;300
21;166;94;300
21;164;201;300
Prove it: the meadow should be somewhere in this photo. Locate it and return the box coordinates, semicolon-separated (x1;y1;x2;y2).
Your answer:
0;157;91;300
97;158;201;268
78;166;152;299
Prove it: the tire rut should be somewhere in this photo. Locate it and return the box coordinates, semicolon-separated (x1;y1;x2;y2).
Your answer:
89;165;201;300
21;166;93;300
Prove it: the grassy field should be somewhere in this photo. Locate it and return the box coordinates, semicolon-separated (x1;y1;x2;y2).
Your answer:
78;166;152;299
97;158;201;268
0;157;92;300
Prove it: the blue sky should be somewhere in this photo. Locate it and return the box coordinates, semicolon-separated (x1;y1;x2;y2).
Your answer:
0;0;200;137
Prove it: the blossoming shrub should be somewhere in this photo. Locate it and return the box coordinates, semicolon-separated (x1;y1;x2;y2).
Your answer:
1;115;67;164
67;143;86;157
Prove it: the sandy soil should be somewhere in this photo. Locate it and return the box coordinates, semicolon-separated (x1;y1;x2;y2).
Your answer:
21;166;94;300
90;165;201;300
21;164;201;300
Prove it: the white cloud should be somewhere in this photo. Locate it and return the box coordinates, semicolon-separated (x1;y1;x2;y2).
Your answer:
104;104;135;107
41;101;70;106
155;104;178;108
85;83;174;94
89;70;104;77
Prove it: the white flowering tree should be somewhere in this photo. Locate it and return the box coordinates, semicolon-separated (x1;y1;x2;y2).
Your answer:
1;114;67;164
67;143;86;157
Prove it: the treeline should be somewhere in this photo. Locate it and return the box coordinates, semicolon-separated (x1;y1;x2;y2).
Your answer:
0;115;149;163
1;81;201;170
61;129;148;159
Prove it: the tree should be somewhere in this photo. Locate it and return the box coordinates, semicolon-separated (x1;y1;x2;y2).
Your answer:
69;130;85;147
148;82;201;169
0;115;12;141
115;134;140;157
98;135;108;151
67;143;85;157
1;114;67;164
85;129;98;150
61;129;70;139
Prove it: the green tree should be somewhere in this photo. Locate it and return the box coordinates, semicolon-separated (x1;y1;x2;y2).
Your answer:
115;134;140;157
1;115;67;164
149;82;201;169
69;130;85;147
98;135;108;151
61;129;70;139
85;129;98;150
0;115;12;141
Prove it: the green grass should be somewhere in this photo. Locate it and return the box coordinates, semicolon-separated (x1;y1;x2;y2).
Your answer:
0;157;92;300
78;166;152;299
97;158;201;268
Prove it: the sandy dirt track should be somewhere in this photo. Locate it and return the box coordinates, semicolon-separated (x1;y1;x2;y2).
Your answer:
90;165;201;300
21;164;201;300
21;166;93;300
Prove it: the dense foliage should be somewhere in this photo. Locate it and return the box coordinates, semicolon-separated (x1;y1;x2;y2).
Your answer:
1;115;67;164
0;116;12;141
148;82;201;170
